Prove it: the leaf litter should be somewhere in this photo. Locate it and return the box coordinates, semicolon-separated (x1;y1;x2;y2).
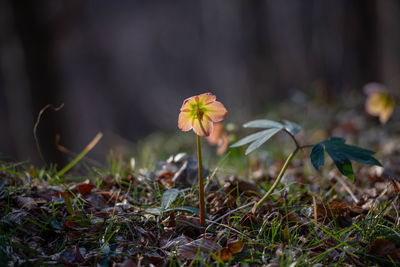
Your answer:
1;93;400;266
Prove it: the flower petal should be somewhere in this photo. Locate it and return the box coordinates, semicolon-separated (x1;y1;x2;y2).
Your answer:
178;111;193;131
207;123;223;145
180;96;197;111
192;118;213;137
195;93;216;105
205;101;228;122
216;133;229;155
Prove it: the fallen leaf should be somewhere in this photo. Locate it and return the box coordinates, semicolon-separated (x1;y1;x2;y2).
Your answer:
329;200;349;218
114;258;137;267
4;210;30;225
103;174;116;187
124;173;138;184
16;196;38;210
227;239;243;254
177;237;219;260
142;253;165;266
53;191;73;198
314;200;349;221
224;176;260;197
57;246;85;264
157;170;175;188
76;183;95;196
161;234;192;250
213;247;232;262
61;221;80;230
369;238;398;259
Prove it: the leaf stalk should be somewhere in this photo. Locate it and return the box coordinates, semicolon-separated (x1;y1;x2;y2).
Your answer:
252;147;299;213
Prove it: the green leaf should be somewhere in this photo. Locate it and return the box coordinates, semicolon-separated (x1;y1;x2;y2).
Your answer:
64;196;75;216
329;136;346;144
243;119;283;129
310;143;324;170
245;128;281;155
324;144;355;181
231;119;302;155
164;206;200;216
145;207;162;216
310;137;381;182
324;138;381;166
230;129;275;148
332;158;354;182
161;188;180;210
282;120;301;135
145;206;199;216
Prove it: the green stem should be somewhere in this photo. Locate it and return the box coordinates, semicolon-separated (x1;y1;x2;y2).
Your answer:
196;134;206;228
252;147;299;213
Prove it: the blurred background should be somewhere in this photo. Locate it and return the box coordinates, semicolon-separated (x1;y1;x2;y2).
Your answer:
0;0;399;166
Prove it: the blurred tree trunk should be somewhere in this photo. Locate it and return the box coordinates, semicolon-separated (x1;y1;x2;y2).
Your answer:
0;0;399;164
2;0;68;165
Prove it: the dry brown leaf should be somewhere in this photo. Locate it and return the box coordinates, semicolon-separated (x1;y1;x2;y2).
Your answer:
224;176;260;197
57;246;85;264
53;191;73;198
177;237;219;260
16;196;38;210
227;239;243;254
114;258;137;267
161;235;192;250
76;183;95;196
315;200;349;221
213;247;232;262
329;200;349;217
369;238;399;259
157;170;175;188
103;174;116;187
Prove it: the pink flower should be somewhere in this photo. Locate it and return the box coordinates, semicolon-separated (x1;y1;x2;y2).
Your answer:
207;123;229;155
178;93;228;137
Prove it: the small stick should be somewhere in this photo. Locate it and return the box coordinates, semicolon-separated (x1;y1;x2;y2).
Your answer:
312;195;318;221
33;103;64;165
335;175;359;203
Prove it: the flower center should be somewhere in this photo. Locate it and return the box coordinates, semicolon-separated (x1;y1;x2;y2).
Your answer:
196;108;204;120
191;103;206;121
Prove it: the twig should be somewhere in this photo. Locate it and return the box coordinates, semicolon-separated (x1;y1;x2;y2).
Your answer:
312;195;318;221
335;175;359;203
33;103;64;165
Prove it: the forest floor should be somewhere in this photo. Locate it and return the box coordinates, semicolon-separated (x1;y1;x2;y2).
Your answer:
1;91;400;266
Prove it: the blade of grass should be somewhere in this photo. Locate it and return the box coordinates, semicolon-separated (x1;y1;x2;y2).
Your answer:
6;217;48;239
56;132;103;177
99;226;120;254
311;220;360;257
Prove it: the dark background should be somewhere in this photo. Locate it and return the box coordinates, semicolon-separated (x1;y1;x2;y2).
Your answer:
1;0;399;165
